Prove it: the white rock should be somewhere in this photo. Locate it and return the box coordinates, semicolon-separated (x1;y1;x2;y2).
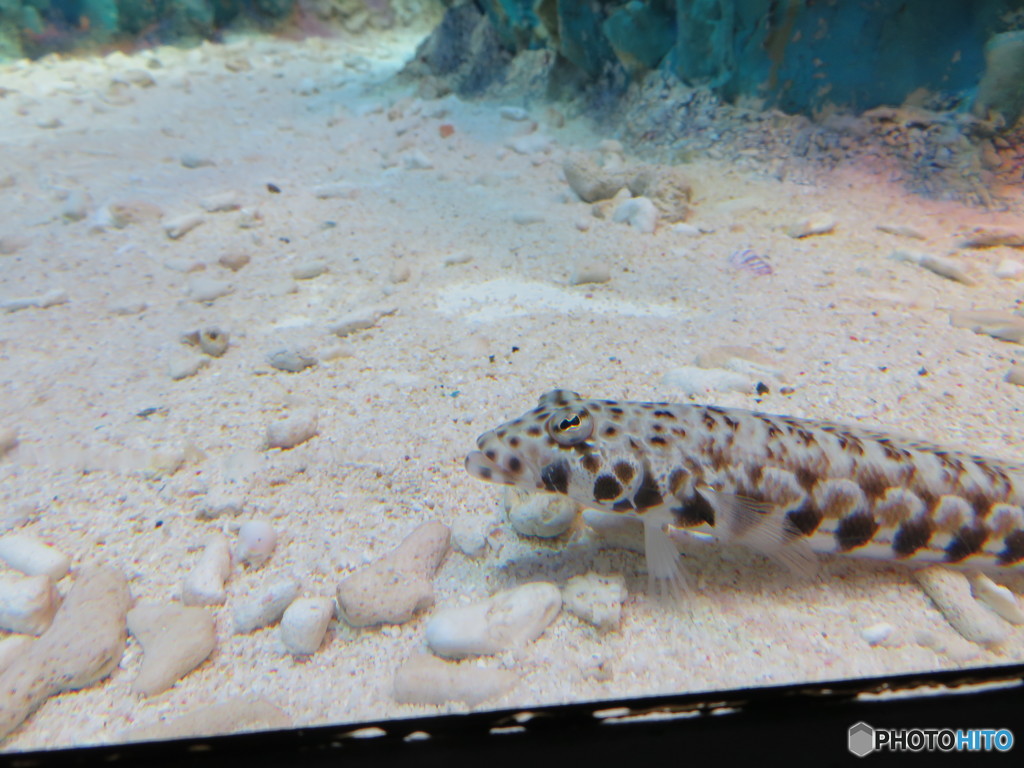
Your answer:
402;151;433;170
562;572;627;631
187;275;233;303
327;306;396;337
265;408;318;450
2;289;69;313
0;635;33;676
163;213;204;239
0;575;60;635
504;487;577;538
0;534;71;580
860;622;894;646
969;572;1024;625
235;520;277;568
568;264;612;285
0;566;129;741
508;134;551;154
313;182;358;199
498;106;529;121
889;250;974;285
127;603;216;697
336;521;451;627
671;222;702;236
62;191;90;222
181;535;231;607
425;582;562;659
199;191;241;213
994;258;1024;280
291;260;328;280
661;365;756;395
0;427;18;457
296;77;318;95
786;212;836;238
168;354;209;381
915;566;1010;647
232;579;300;634
612;196;658;234
195;491;245;520
280;597;335;654
393;655;516;706
511;211;544;225
451;519;487;559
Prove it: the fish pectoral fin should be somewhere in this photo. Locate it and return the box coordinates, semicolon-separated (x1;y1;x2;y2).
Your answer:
696;485;819;580
642;515;693;604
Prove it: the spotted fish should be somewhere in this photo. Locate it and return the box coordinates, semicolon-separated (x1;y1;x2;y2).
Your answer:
465;390;1024;597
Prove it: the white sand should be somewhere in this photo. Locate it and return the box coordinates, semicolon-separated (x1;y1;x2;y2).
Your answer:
1;26;1024;752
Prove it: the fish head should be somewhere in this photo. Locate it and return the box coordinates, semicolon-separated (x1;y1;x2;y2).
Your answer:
465;389;653;512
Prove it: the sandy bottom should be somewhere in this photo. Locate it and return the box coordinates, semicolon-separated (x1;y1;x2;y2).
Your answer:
1;26;1024;752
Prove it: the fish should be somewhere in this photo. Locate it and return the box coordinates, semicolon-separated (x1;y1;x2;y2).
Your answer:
465;389;1024;598
727;248;773;276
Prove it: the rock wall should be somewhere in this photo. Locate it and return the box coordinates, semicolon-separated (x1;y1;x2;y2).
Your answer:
413;0;1024;126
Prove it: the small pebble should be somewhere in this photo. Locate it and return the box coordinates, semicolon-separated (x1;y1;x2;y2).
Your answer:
195;491;245;520
0;575;60;635
265;408;318;450
786;212;836;238
291;261;328;280
402;151;433;170
313;182;358;199
336;521;450;627
37;117;62;129
280;597;335;655
163;213;205;239
958;227;1024;249
181;534;231;607
327;306;396;337
168;355;209;381
507;134;551;155
425;582;561;659
218;252;251;271
267;348;318;373
511;211;544;225
504;487;577;538
612;196;658;234
949;309;1024;344
2;288;69;313
61;191;90;222
199;191;241;212
498;106;529;121
180;153;215;169
1005;365;1024;387
914;566;1009;647
671;223;702;236
127;603;216;697
568;264;612;285
968;572;1024;625
994;259;1024;279
0;427;17;458
450;519;487;559
187;275;233;303
235;520;278;568
889;250;973;285
393;655;516;706
562;572;627;631
199;328;229;357
109;301;147;316
232;579;300;634
0;534;71;580
860;622;894;646
875;223;925;240
661;365;756;395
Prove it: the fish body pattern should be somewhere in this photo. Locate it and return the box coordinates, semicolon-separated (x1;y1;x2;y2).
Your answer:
466;390;1024;595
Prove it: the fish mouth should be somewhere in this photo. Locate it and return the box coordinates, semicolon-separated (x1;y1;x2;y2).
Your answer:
464;450;511;484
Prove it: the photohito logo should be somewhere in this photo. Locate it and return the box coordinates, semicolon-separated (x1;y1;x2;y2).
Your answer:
848;722;1014;756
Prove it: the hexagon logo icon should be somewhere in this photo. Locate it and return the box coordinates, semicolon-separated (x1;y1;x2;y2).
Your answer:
848;722;876;757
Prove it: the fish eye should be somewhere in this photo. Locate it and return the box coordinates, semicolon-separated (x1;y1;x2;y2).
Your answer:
546;407;593;446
